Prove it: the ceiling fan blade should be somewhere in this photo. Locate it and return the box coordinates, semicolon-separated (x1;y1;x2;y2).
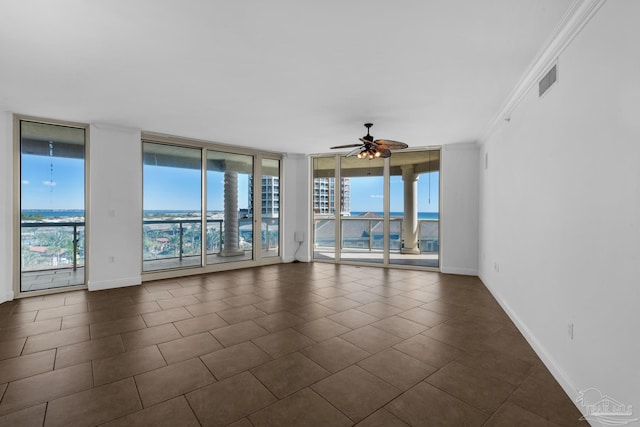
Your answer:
374;139;408;150
346;146;365;157
378;149;392;158
330;143;363;149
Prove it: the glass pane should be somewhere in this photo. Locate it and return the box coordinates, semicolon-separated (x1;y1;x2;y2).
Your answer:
340;155;383;264
312;157;336;260
143;143;202;271
261;158;280;258
389;150;440;267
20;121;86;292
206;151;253;264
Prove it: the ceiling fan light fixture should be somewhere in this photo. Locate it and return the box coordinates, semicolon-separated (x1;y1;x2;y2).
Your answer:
329;123;409;159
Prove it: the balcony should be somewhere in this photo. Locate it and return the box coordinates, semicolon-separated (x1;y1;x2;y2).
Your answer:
313;217;439;267
20;221;85;292
143;217;279;271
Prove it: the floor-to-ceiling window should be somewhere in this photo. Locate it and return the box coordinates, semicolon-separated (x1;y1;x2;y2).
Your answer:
340;155;385;264
142;135;282;276
142;142;202;272
389;150;440;268
313;157;337;260
206;151;253;265
260;158;280;258
18;118;87;293
312;149;440;269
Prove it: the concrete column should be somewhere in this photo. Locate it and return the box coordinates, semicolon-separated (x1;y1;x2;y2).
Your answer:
219;170;244;256
401;165;420;254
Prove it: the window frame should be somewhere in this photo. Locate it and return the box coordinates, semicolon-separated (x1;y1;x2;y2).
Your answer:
13;114;91;298
141;132;283;282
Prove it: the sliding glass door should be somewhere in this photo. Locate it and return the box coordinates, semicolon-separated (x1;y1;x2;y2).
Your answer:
389;151;440;267
206;151;253;265
339;155;385;264
260;158;280;258
312;157;337;260
142;143;202;272
313;149;440;269
19;119;87;293
142;136;282;275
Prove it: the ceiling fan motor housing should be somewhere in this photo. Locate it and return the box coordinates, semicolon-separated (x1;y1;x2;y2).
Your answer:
363;123;374;141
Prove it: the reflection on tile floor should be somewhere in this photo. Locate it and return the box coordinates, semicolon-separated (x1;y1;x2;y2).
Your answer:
0;263;587;426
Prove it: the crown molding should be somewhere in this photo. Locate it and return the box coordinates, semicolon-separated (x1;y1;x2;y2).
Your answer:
479;0;608;144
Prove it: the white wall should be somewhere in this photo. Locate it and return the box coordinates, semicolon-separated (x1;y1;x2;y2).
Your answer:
479;0;640;412
282;154;310;262
87;124;142;290
440;143;479;275
0;112;14;303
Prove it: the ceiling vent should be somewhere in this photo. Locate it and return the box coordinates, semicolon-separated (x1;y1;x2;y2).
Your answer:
539;64;557;97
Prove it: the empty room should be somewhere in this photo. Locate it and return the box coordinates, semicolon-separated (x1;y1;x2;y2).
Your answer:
0;0;638;426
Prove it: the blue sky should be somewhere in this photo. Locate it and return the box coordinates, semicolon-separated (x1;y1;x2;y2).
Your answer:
350;172;440;212
21;155;85;210
22;156;438;214
143;167;250;211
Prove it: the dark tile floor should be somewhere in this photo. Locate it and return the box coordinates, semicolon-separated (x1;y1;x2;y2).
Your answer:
0;263;587;426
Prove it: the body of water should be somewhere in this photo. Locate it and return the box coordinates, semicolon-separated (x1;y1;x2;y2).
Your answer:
351;211;439;220
23;210;440;220
22;209;85;218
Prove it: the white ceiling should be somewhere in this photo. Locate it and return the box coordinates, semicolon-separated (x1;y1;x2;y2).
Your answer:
0;0;573;154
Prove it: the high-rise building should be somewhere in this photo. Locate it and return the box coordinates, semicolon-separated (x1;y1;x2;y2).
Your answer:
248;175;280;218
249;176;350;218
260;175;279;218
313;177;350;216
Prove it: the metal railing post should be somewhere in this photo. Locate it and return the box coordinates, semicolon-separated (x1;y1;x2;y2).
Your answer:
368;220;373;252
179;221;184;260
72;224;78;271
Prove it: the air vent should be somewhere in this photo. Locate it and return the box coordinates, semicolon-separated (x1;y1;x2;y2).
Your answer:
539;64;557;97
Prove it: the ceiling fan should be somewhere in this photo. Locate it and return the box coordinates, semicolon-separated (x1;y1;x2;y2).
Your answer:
330;123;408;159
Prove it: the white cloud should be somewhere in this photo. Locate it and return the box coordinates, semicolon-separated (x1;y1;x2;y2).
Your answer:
370;194;383;198
42;180;56;187
22;180;29;184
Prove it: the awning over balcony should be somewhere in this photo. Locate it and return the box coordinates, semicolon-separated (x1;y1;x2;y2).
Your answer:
313;149;440;178
21;121;85;159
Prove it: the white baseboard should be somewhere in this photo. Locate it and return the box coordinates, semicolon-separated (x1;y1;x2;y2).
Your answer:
0;290;14;304
88;276;142;291
478;273;587;419
283;255;311;263
440;266;478;276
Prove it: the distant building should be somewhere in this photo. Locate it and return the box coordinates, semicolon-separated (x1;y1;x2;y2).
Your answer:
313;177;350;216
248;175;280;218
249;176;351;218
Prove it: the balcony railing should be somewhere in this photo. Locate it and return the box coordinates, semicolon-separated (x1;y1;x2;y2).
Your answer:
143;218;279;262
20;218;279;273
21;221;85;272
314;217;438;253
